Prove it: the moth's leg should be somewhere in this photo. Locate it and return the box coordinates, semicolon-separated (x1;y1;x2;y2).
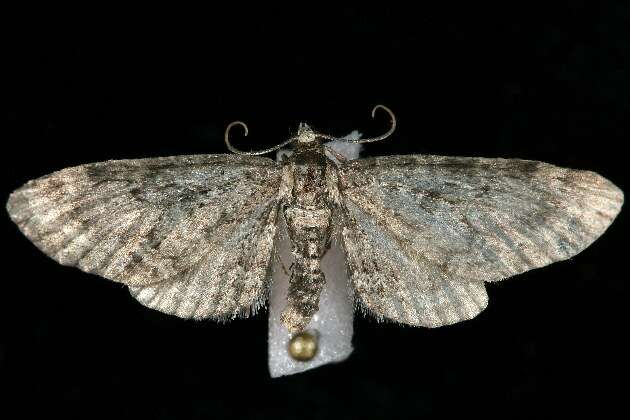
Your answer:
317;236;334;260
273;247;291;277
273;202;293;278
325;145;349;163
316;205;337;262
323;219;334;253
324;237;333;253
323;163;347;259
325;161;343;208
327;207;345;249
277;162;295;204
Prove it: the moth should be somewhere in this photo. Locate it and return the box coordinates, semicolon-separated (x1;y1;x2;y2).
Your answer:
6;106;623;333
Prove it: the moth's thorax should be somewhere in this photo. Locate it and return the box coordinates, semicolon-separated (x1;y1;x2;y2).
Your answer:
291;145;326;165
289;163;327;208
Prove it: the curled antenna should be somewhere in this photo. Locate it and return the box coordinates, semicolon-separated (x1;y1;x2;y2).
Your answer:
224;121;296;156
224;104;396;155
317;105;396;143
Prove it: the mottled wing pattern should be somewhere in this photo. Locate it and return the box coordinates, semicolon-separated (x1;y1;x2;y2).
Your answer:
7;155;282;320
337;155;623;327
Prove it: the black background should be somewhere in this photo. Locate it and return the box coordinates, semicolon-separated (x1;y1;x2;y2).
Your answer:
3;3;628;419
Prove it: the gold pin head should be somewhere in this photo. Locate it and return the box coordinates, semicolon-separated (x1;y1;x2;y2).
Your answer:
288;331;318;362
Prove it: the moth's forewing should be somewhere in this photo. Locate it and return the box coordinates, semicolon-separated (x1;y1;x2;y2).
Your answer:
7;154;283;320
337;155;623;327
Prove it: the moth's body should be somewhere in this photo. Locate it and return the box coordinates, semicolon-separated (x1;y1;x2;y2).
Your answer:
279;125;339;332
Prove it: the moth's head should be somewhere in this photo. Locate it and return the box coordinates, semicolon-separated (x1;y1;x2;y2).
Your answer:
295;123;319;145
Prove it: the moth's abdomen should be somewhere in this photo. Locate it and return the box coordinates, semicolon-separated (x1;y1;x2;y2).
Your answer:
281;207;331;333
281;256;325;333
